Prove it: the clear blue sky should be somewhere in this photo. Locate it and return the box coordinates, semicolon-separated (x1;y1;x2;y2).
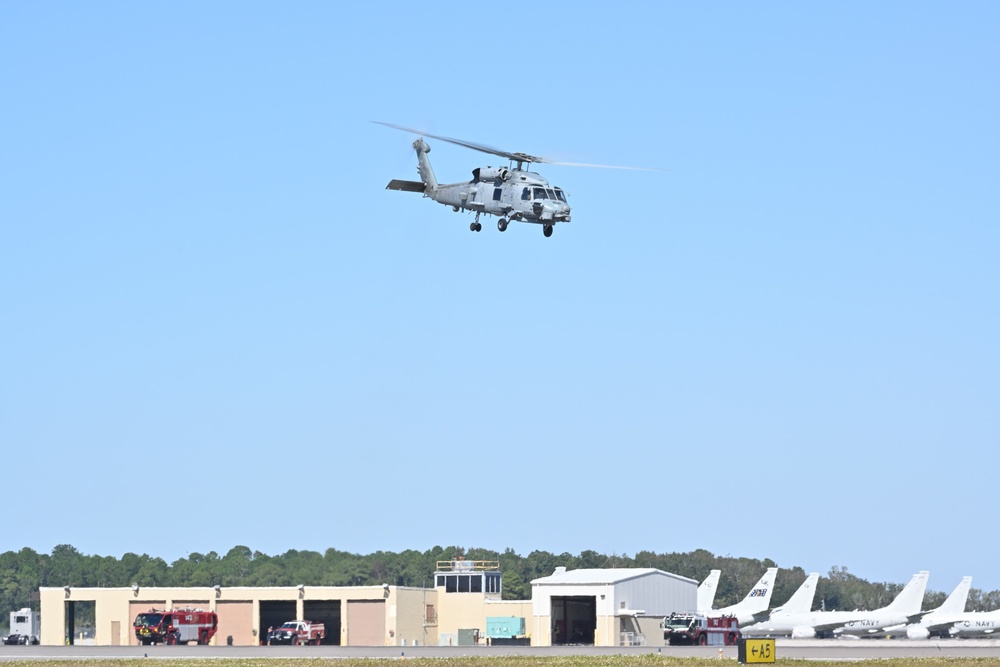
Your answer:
2;2;998;595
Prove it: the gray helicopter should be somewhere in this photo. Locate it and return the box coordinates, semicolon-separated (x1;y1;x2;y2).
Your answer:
375;122;651;238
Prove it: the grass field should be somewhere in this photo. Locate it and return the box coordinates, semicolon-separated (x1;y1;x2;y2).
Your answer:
4;656;1000;667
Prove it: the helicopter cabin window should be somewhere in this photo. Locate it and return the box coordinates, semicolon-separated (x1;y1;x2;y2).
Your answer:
533;187;548;199
493;188;502;201
554;189;567;202
546;188;557;199
521;188;530;200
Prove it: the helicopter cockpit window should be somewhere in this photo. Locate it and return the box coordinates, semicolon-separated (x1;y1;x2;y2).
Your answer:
545;189;557;199
521;188;530;201
533;187;548;199
554;189;567;202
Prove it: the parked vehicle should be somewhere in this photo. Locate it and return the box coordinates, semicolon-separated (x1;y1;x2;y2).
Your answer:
5;608;40;645
267;620;325;645
134;608;218;645
661;612;740;646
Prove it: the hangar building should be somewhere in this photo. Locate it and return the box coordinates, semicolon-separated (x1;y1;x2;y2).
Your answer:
532;566;697;646
38;561;695;647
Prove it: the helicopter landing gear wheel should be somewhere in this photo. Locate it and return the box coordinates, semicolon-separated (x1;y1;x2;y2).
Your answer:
470;222;482;232
498;218;508;232
543;224;553;238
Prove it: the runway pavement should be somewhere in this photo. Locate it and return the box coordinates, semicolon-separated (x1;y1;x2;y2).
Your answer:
2;639;1000;661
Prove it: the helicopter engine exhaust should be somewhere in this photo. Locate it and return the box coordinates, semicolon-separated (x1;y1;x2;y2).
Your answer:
472;166;509;182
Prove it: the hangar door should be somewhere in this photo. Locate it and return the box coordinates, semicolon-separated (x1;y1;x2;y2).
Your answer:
346;600;385;646
551;596;596;645
260;601;296;643
216;601;254;646
304;600;342;645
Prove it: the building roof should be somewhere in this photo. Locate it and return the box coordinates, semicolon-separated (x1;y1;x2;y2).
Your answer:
531;567;696;586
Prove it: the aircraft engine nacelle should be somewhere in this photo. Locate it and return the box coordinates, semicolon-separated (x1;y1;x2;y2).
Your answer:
906;626;930;640
472;166;510;182
791;626;817;639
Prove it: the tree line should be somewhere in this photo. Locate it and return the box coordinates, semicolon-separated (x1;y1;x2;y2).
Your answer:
3;544;998;632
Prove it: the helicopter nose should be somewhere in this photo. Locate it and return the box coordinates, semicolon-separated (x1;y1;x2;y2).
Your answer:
538;201;571;222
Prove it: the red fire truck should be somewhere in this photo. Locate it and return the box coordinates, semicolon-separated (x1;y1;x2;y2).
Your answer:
134;608;219;645
661;612;740;646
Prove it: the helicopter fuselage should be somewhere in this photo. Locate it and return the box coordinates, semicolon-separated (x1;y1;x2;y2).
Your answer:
385;136;570;236
432;168;571;225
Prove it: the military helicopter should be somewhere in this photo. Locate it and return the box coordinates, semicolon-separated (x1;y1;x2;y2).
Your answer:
374;121;653;238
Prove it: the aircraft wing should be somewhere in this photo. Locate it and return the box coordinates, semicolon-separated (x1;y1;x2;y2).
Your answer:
906;611;932;624
921;616;961;633
749;610;772;623
814;620;856;634
923;621;957;633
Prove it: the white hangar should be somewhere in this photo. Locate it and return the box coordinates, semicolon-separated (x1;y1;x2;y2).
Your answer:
531;566;697;646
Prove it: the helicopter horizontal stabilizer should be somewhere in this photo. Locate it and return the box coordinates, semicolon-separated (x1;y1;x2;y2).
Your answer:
386;179;426;193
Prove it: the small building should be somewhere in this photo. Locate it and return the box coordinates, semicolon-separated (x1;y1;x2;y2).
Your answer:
431;560;531;646
531;567;697;646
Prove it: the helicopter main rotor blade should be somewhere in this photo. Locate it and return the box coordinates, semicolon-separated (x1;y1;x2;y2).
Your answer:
373;121;662;171
373;121;548;164
545;160;664;171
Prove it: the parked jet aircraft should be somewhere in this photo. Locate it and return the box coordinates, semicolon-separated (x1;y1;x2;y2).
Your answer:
697;570;721;613
883;576;971;639
698;568;779;626
949;610;1000;637
740;572;849;638
833;571;930;637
